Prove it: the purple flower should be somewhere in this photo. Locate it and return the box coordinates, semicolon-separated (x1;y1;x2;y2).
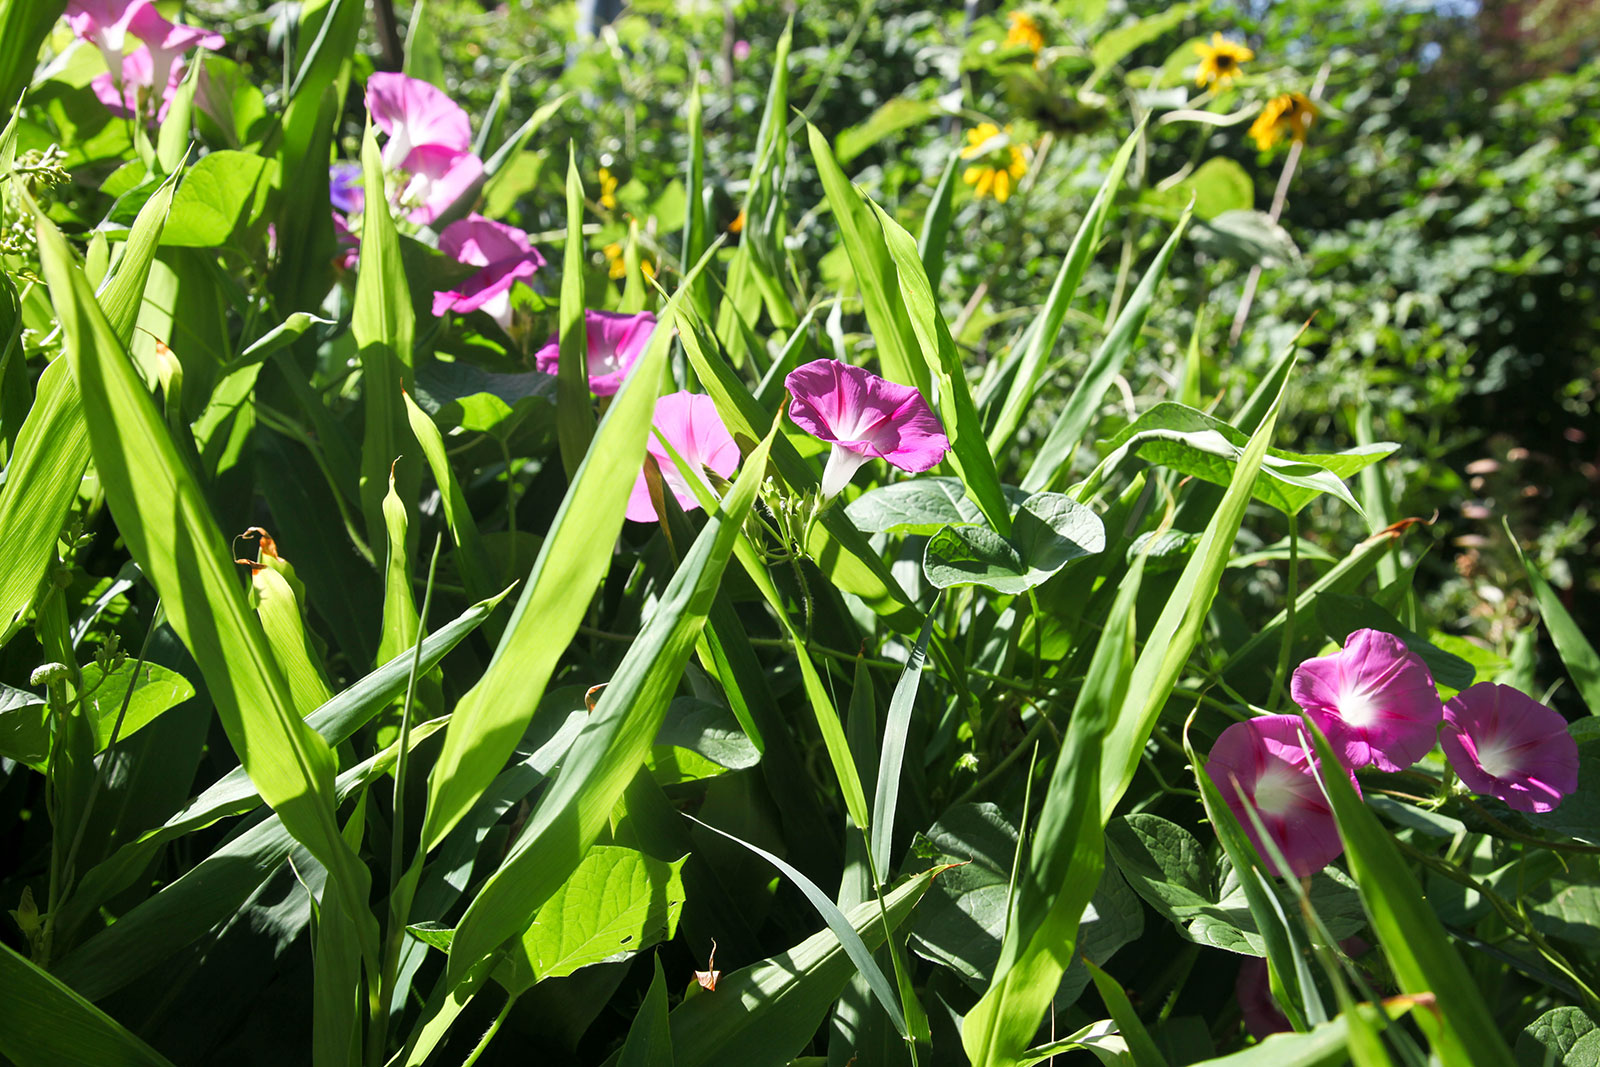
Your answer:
329;163;363;215
1441;683;1578;813
1290;629;1443;773
533;310;657;397
783;358;951;498
394;142;483;226
431;214;546;328
1206;715;1357;879
364;72;473;171
626;392;741;522
1235;957;1292;1039
332;212;360;271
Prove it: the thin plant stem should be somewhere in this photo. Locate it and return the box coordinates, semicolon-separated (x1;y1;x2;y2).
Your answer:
1270;511;1301;711
1229;61;1331;347
459;992;518;1067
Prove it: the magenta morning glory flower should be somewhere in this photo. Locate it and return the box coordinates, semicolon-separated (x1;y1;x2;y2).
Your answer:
1441;683;1579;813
332;212;360;272
364;72;473;171
626;392;742;522
431;214;546;328
394;143;483;226
1206;715;1358;878
783;358;951;499
1290;628;1443;773
124;3;222;99
91;46;184;123
533;310;657;397
66;0;155;74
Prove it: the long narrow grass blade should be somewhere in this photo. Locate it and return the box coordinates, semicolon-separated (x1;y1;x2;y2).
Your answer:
989;125;1140;458
556;144;596;478
1306;721;1518;1067
1021;203;1193;494
869;611;936;878
441;427;776;984
1508;525;1600;715
917;148;960;286
0;941;176;1067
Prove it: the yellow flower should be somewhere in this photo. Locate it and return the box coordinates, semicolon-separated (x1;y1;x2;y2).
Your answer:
603;240;654;280
727;209;745;234
960;123;1029;204
1248;92;1317;151
1193;32;1254;88
1004;11;1044;53
598;166;618;209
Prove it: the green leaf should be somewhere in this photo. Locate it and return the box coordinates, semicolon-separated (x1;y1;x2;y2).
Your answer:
1190;998;1425;1067
1313;594;1476;692
923;491;1105;595
1088;3;1196;85
690;814;909;1036
0;941;176;1067
806;123;929;397
653;697;761;771
556;144;596;478
988;123;1140;458
402;389;498;607
644;868;940;1067
870;612;936;877
1083;959;1163;1067
1022;205;1193;494
353;125;419;554
847;477;1033;536
1306;721;1519;1067
838;98;941;163
1142;157;1253;220
161;151;276;247
869;198;1012;534
441;426;776;984
1191;210;1301;268
0;358;89;645
618;955;675;1067
917;147;960;285
0;1;64;114
419;281;677;853
408;846;689;992
1509;528;1600;716
1516;1007;1597;1067
29;197;374;965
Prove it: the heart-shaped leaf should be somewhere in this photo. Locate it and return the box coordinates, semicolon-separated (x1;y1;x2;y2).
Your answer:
922;491;1104;595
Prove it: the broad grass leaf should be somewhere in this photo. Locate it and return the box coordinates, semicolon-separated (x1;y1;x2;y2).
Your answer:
353;125;419;553
555;144;596;477
870;612;936;877
1185;998;1426;1067
1509;528;1600;716
806;124;929;397
440;427;775;983
419;266;679;853
617;955;675;1067
1021;203;1193;494
0;1;63;109
917;146;960;285
30;197;376;966
0;941;176;1067
56;589;509;940
1306;721;1519;1067
625;868;940;1067
987;123;1140;458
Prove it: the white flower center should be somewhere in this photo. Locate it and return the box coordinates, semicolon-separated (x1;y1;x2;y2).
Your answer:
1474;734;1517;779
1251;764;1303;818
1338;686;1380;729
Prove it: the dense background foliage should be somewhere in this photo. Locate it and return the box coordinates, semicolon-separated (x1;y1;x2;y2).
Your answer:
2;0;1599;1064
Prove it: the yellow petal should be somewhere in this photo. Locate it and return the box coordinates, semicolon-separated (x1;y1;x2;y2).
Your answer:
993;170;1010;203
976;169;995;199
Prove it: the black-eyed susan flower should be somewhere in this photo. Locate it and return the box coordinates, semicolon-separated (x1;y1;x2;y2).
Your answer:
1193;33;1253;88
603;240;655;280
1004;10;1044;53
960;123;1028;204
1248;92;1317;151
598;166;618;209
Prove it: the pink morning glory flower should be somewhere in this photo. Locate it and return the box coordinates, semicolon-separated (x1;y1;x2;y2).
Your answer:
66;0;154;74
1441;683;1579;813
91;46;184;123
124;2;222;100
533;310;657;397
431;214;546;328
783;358;951;499
394;143;483;226
626;392;742;522
1290;629;1444;773
1206;715;1357;878
364;72;473;171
